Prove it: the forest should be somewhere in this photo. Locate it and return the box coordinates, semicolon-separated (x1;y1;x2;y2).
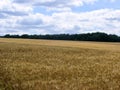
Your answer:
2;32;120;42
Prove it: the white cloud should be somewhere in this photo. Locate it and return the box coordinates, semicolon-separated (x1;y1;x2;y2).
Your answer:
46;9;120;34
13;0;98;7
0;0;120;35
109;0;116;3
1;8;120;35
0;0;32;16
12;0;98;12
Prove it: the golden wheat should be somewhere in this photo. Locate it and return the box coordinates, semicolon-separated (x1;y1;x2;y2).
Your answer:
0;38;120;90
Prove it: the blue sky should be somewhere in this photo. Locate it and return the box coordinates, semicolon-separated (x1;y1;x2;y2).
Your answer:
73;0;120;12
0;0;120;35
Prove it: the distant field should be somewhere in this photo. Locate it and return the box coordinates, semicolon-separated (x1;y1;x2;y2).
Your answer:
0;38;120;90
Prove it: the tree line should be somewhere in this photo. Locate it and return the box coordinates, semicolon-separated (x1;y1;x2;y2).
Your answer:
2;32;120;42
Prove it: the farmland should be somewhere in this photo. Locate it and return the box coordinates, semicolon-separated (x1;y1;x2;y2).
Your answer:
0;38;120;90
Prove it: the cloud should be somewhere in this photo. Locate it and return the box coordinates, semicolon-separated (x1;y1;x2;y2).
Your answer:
109;0;116;3
0;0;120;35
0;13;7;18
13;0;98;7
0;0;32;16
1;8;120;35
13;0;98;11
49;9;120;34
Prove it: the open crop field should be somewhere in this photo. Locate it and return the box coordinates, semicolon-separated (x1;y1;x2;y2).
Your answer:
0;38;120;90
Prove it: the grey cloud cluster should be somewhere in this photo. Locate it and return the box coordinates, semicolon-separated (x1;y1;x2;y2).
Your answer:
0;0;32;17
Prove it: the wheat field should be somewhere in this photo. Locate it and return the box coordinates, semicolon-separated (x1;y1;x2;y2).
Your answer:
0;38;120;90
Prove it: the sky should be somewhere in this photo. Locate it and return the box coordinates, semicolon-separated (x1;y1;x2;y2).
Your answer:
0;0;120;35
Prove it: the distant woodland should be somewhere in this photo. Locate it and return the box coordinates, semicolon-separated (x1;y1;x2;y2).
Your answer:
1;32;120;42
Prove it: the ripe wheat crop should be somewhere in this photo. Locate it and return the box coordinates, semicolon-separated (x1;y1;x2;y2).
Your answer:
0;38;120;90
